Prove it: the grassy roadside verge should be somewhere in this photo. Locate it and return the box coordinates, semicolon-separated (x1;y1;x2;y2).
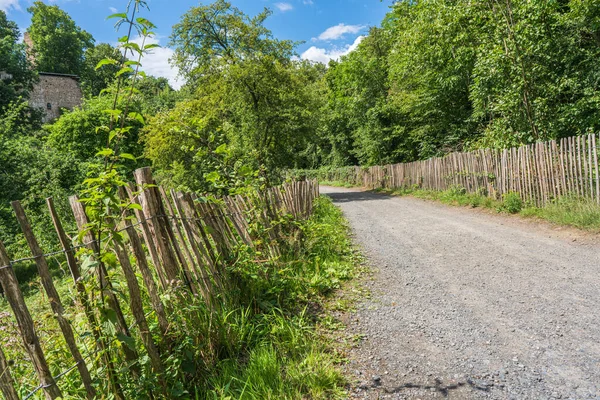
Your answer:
321;180;600;232
0;196;360;399
206;195;360;399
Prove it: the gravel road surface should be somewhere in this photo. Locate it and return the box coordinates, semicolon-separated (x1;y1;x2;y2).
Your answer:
321;186;600;400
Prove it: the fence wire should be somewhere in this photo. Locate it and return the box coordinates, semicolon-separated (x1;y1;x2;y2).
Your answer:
0;181;315;399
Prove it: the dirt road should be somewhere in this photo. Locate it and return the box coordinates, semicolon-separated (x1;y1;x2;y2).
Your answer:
321;186;600;400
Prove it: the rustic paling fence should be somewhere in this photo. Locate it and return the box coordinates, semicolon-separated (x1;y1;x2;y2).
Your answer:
307;133;600;207
0;167;319;399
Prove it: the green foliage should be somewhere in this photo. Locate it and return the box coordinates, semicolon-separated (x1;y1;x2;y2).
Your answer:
500;192;524;214
0;10;36;111
71;3;167;395
44;95;145;175
191;196;352;399
383;185;600;231
136;76;180;114
447;185;467;197
0;101;75;257
1;196;354;398
521;195;600;230
80;43;124;97
171;1;325;174
324;27;411;166
387;1;477;158
26;1;94;75
141;99;258;195
316;0;600;165
288;166;362;187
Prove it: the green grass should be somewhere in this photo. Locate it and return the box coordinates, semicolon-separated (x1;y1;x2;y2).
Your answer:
204;196;358;399
521;195;600;231
0;196;358;399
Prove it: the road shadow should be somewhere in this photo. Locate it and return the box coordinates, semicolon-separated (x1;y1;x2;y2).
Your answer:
320;188;391;203
359;377;491;398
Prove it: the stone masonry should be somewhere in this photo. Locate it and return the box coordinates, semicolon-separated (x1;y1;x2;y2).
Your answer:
29;72;83;122
23;33;83;122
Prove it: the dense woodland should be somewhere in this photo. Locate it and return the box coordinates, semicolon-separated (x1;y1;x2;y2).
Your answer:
3;0;600;252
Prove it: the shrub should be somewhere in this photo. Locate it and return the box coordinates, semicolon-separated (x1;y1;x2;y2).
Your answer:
501;192;523;214
448;185;467;196
469;195;482;208
476;187;488;197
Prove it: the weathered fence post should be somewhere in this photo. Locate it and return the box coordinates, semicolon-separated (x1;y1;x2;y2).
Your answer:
112;241;164;383
170;191;217;301
158;187;200;295
118;188;170;337
0;344;19;400
47;197;123;398
134;167;184;286
0;178;322;399
175;194;215;263
0;241;62;400
12;201;96;399
126;184;167;290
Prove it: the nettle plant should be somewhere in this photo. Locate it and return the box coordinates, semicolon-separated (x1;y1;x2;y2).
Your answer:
79;0;155;242
74;0;163;393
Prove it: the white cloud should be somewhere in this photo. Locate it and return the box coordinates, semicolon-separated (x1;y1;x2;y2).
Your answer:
128;35;183;90
301;35;364;64
0;0;20;12
274;2;293;12
303;0;314;4
109;6;117;13
315;23;365;41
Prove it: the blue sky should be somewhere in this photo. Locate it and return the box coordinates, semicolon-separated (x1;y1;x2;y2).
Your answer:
1;0;393;87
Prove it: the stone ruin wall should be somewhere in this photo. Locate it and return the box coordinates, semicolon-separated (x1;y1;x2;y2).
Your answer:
29;74;83;122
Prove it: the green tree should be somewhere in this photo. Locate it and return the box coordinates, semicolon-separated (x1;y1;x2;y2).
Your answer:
136;75;180;114
26;1;94;75
0;102;78;254
386;0;477;157
324;26;411;166
141;99;252;194
44;95;145;175
171;0;320;174
470;0;600;147
0;10;36;112
316;0;600;163
80;43;123;96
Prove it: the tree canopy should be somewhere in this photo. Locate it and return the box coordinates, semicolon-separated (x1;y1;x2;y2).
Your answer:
26;1;94;75
80;43;123;97
307;0;600;165
0;10;35;111
169;0;323;178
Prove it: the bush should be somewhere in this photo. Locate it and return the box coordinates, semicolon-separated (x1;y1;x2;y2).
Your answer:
501;192;523;214
448;185;467;196
469;195;482;208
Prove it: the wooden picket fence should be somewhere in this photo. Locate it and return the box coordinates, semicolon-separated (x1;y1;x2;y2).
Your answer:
0;167;319;399
311;133;600;207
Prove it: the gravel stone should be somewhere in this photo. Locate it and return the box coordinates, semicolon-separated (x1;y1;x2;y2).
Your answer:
322;186;600;400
